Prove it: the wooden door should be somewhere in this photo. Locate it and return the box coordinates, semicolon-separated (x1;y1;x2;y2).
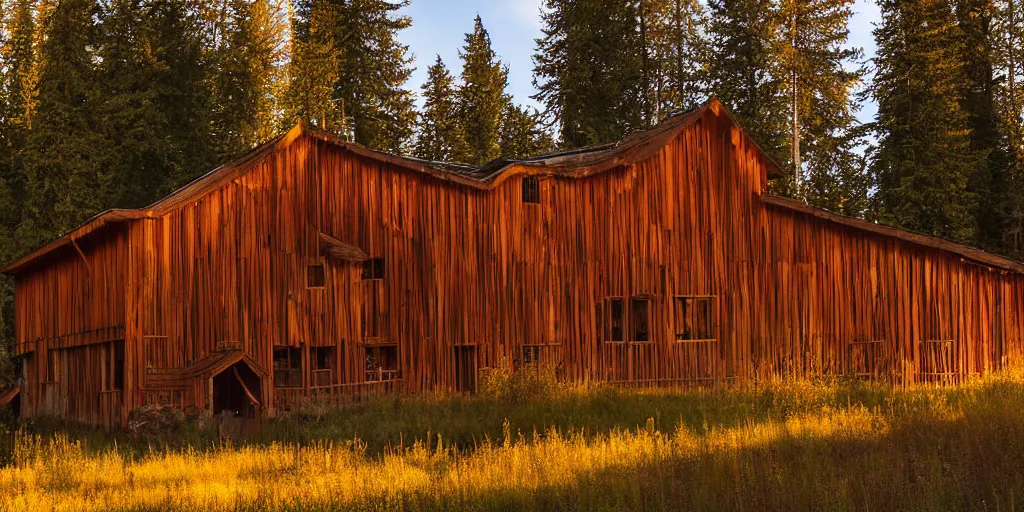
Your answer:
454;346;477;393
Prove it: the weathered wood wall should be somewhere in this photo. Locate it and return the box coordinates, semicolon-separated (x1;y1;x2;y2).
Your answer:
13;226;128;426
10;101;1024;426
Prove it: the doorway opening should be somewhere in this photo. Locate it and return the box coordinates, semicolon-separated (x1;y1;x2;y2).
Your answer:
454;346;477;393
212;362;262;419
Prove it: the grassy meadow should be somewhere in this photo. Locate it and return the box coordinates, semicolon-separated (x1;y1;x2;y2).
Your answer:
3;370;1024;511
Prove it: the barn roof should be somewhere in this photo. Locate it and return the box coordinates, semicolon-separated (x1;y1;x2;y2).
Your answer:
4;97;1022;276
5;98;766;273
762;195;1024;273
144;350;268;391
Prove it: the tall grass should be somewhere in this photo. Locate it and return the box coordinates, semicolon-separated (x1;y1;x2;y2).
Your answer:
3;370;1024;511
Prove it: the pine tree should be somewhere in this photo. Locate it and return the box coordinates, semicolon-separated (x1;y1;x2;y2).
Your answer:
209;0;289;161
954;0;1015;253
776;0;867;212
993;0;1024;254
533;0;646;148
329;0;415;153
414;55;469;162
499;103;555;160
648;0;710;117
98;0;214;204
458;15;509;164
0;0;41;381
870;0;984;242
287;0;341;131
0;0;40;242
18;0;108;249
706;0;789;165
3;0;40;140
287;0;415;152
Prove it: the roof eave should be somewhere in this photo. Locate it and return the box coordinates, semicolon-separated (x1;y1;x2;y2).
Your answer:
2;209;148;275
762;195;1024;274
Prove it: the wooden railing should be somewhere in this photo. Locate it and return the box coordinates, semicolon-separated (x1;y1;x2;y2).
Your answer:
274;379;401;412
365;369;400;382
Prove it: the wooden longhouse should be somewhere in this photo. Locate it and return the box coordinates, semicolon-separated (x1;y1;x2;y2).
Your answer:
5;98;1024;427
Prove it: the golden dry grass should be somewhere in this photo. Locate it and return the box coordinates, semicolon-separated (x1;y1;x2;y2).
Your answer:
3;371;1024;511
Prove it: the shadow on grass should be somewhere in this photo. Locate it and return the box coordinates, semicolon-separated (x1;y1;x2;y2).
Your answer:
5;377;1024;511
8;375;1024;457
254;387;1024;511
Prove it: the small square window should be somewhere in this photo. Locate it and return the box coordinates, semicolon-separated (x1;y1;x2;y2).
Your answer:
522;176;540;204
361;258;385;280
307;264;325;288
675;296;714;341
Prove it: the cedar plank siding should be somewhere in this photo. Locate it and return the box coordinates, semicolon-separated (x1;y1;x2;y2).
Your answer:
7;99;1024;427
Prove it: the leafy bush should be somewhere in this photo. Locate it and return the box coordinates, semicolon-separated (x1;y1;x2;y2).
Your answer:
479;359;560;404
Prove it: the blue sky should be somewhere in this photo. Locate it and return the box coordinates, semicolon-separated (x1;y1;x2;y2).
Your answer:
398;0;882;126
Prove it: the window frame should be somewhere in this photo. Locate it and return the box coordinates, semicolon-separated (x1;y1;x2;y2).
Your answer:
361;257;385;280
605;297;626;343
630;296;653;342
522;345;542;366
365;344;400;382
674;295;716;342
600;296;655;344
522;175;540;204
273;346;303;389
310;346;334;387
311;346;334;372
307;264;326;288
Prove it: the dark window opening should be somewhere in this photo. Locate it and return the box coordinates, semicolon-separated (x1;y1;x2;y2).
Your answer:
365;345;399;381
311;346;334;387
105;340;124;391
523;345;541;366
608;298;625;342
631;297;651;342
522;176;540;204
454;345;477;393
312;346;334;371
307;264;325;288
361;257;385;280
675;296;715;341
273;347;302;389
46;349;56;382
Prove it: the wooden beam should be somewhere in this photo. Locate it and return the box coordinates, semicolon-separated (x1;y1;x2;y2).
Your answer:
232;366;260;408
69;237;92;277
